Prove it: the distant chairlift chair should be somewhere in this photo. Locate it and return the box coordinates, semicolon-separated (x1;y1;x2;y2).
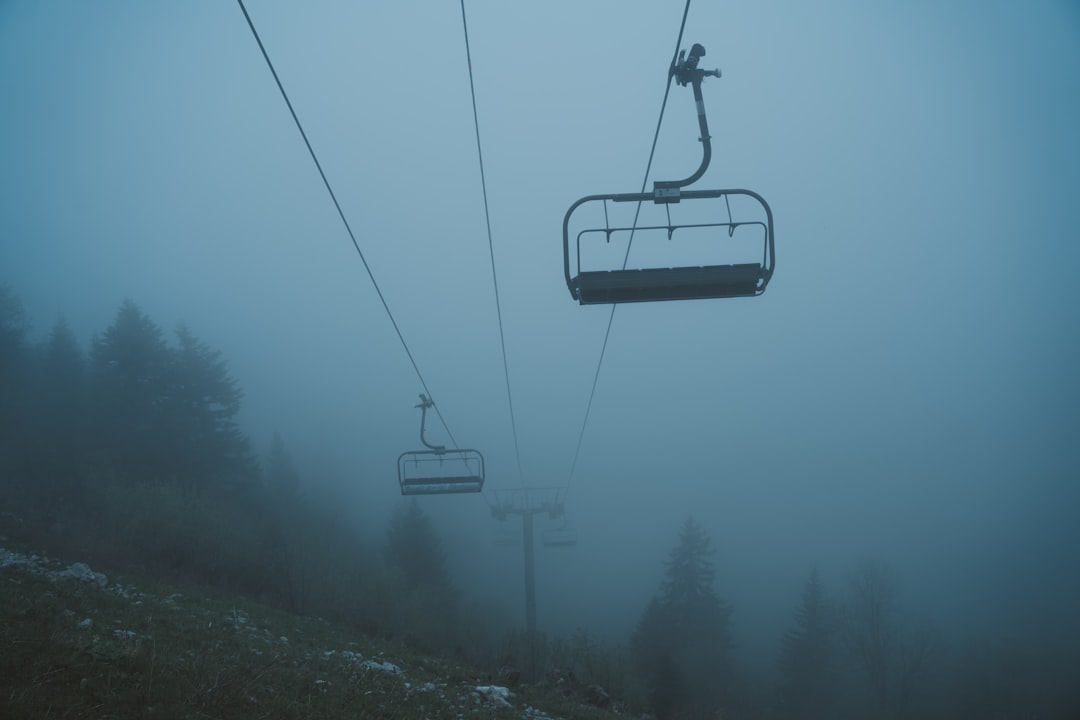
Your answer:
397;395;485;495
563;43;775;304
542;524;579;547
542;497;578;547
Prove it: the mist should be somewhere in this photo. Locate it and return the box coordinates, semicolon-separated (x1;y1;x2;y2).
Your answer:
2;0;1078;716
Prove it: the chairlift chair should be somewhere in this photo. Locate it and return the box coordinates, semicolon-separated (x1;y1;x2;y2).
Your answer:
541;508;577;547
542;526;579;547
563;43;775;304
397;395;485;496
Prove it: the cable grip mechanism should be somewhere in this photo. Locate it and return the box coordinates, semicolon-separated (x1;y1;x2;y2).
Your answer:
655;43;721;203
670;42;720;86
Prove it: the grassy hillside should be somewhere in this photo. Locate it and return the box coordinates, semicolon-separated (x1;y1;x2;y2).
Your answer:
0;539;626;720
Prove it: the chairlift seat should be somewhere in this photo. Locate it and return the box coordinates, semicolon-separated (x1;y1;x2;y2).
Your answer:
399;475;484;496
574;262;763;304
542;528;579;547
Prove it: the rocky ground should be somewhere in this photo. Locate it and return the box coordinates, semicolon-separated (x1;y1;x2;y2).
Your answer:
1;541;629;719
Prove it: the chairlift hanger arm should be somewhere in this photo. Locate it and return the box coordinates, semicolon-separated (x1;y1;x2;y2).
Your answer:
654;43;721;201
415;394;445;452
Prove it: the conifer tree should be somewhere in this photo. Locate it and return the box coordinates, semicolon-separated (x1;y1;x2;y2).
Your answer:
661;515;718;605
89;299;172;481
41;316;85;424
385;498;453;592
778;568;834;720
0;283;30;467
0;282;28;375
31;317;87;483
168;323;251;493
631;516;733;717
89;301;252;490
385;498;458;648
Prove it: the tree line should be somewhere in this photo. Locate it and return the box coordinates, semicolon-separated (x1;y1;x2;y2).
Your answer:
623;517;1073;719
1;282;1074;718
0;284;460;654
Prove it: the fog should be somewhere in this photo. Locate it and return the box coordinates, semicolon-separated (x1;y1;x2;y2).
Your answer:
3;0;1078;681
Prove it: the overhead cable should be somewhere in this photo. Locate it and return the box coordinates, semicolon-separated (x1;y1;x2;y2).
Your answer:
460;0;524;478
566;0;694;487
236;0;457;446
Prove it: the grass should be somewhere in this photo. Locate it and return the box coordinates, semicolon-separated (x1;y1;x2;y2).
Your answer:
0;541;626;720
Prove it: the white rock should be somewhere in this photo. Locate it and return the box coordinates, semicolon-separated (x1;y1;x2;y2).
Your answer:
55;562;108;588
361;659;402;675
474;685;513;709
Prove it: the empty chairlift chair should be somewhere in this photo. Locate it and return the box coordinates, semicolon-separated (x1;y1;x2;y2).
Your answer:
542;525;579;547
564;43;775;304
397;395;485;496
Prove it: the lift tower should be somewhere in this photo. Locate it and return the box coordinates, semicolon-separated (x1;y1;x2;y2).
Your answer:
491;487;573;673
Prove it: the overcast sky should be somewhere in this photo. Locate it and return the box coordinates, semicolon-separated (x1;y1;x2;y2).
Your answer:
2;1;1078;658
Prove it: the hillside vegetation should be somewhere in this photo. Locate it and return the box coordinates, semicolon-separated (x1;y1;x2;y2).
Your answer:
0;537;622;720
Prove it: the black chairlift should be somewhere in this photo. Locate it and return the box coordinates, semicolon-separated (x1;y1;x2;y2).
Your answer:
563;43;775;304
397;395;485;496
541;499;578;547
542;522;579;548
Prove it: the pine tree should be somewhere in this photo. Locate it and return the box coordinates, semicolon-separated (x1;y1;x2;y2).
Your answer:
168;323;252;494
31;317;87;484
0;282;28;375
88;302;253;491
631;516;733;717
89;299;172;481
384;498;458;648
0;283;30;467
41;316;86;428
385;499;453;592
778;568;834;720
661;515;718;605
